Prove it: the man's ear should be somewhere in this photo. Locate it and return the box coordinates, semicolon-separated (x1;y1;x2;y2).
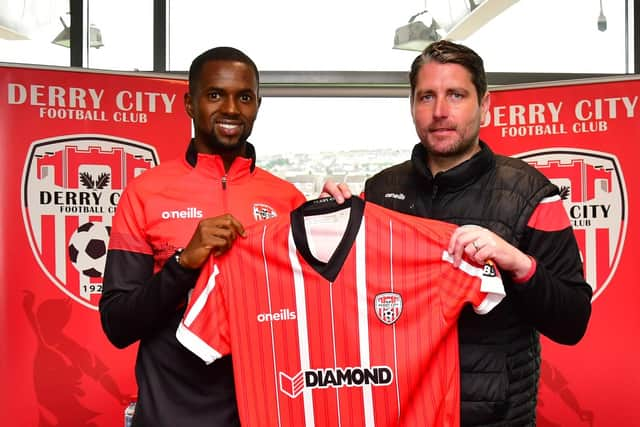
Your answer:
184;92;194;119
409;94;416;123
480;91;490;123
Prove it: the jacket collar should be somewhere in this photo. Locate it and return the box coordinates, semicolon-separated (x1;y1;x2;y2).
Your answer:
184;139;257;172
410;140;495;192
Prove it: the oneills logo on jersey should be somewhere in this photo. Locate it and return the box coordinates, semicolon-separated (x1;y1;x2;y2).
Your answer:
384;192;406;200
374;292;403;325
518;149;628;301
21;135;159;310
279;366;394;398
252;203;277;221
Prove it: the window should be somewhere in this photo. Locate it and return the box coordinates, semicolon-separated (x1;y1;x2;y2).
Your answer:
0;0;633;74
253;97;416;197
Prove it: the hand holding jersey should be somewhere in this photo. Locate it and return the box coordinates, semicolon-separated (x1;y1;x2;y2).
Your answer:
447;224;535;282
319;179;352;204
178;214;247;269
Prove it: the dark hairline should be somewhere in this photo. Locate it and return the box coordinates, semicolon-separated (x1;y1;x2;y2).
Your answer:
188;47;260;96
409;40;487;103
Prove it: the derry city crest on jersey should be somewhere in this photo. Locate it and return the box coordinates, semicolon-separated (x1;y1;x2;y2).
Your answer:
374;292;403;325
21;135;159;310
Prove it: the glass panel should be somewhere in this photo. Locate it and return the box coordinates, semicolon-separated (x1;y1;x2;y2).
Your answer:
168;0;631;73
0;0;632;74
467;0;631;73
0;0;70;66
87;0;153;71
253;97;416;198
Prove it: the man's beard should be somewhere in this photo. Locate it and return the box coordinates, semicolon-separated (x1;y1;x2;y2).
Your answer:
424;115;481;159
426;129;478;158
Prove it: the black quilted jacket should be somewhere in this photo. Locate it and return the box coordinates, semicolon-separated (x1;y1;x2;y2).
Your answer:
364;141;592;426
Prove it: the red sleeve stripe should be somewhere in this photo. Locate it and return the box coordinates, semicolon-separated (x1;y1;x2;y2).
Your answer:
527;195;571;231
107;230;154;254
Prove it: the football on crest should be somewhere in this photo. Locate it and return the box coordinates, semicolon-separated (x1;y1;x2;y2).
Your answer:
68;221;111;278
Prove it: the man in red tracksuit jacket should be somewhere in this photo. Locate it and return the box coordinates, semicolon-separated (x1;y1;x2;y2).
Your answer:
99;47;306;427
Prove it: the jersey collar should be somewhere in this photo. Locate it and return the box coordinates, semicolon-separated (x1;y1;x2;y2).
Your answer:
290;196;365;282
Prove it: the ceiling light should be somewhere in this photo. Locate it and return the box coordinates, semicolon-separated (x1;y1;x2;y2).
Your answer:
597;0;607;32
393;10;442;51
393;1;521;49
52;16;104;49
51;17;71;48
89;25;104;48
0;24;29;40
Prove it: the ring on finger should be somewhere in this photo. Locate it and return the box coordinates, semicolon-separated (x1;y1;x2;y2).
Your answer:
472;241;481;251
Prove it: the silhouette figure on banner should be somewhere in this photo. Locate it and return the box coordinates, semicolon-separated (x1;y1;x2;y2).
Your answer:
538;358;594;426
23;290;131;427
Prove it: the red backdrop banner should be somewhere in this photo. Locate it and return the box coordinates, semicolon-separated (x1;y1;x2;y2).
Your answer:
0;65;190;426
481;77;639;427
1;65;637;426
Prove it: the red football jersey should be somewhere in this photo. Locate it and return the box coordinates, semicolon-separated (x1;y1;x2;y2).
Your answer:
177;197;505;427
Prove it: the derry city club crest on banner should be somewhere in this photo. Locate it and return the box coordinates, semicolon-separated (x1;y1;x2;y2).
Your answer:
21;135;159;310
518;149;628;301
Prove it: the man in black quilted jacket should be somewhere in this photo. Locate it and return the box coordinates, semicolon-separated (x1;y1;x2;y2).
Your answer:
323;40;592;426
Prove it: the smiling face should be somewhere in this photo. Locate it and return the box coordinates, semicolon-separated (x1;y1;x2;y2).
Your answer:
185;59;261;158
410;60;489;174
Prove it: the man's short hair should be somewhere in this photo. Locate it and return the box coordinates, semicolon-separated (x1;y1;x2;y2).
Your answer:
188;47;259;95
409;40;487;102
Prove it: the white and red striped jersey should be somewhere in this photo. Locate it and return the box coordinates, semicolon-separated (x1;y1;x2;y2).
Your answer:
177;197;505;427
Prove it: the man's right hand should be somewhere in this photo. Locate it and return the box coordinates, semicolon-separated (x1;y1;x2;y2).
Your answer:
178;214;246;269
320;179;353;204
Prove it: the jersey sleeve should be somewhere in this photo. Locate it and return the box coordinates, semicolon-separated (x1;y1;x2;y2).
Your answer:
100;177;201;349
441;251;506;316
108;181;153;254
176;260;231;364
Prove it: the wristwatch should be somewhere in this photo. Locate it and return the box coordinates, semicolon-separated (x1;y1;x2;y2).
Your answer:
174;248;184;268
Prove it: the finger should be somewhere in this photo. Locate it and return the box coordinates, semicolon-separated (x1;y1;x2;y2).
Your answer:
450;235;471;267
320;180;353;204
210;223;242;246
468;241;486;263
470;240;481;257
211;234;236;257
208;214;245;239
448;225;475;254
449;226;484;266
337;183;353;199
223;214;246;238
320;179;339;201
